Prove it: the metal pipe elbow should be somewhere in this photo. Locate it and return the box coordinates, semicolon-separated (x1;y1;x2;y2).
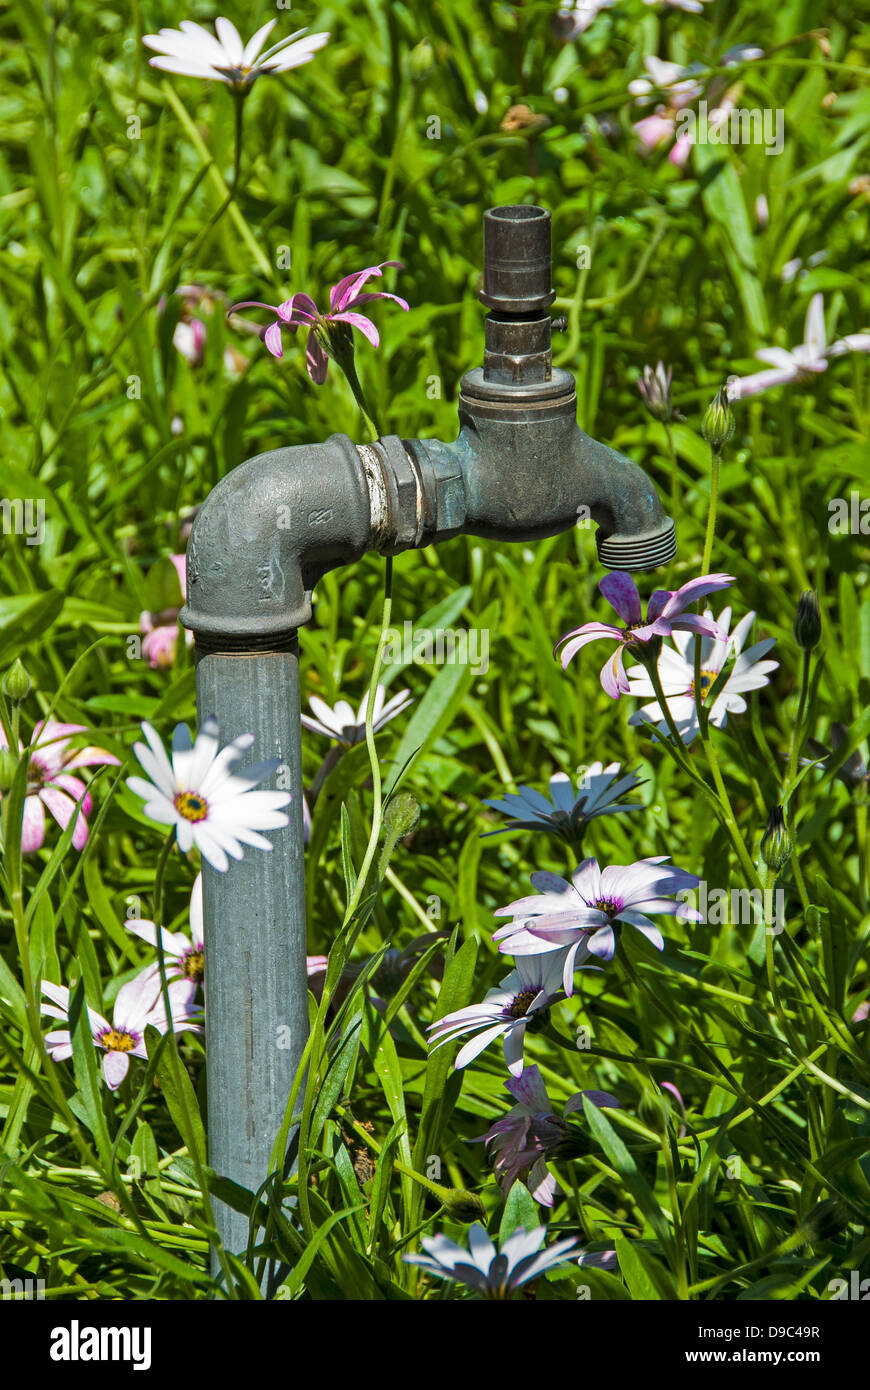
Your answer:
179;434;373;650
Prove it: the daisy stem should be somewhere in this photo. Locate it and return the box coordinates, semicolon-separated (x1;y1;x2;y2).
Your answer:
664;420;679;525
786;648;812;788
231;91;246;195
700;447;721;578
343;556;394;926
339;358;382;442
646;656;692;752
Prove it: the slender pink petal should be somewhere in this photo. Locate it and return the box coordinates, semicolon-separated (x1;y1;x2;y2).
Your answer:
264;321;283;358
306;329;329;384
599;572;642;625
330;310;379;347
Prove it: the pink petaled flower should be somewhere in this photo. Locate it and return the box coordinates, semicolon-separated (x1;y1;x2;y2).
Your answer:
139;554;193;670
41;973;199;1090
555;571;734;699
474;1065;621;1206
230;263;409;384
0;720;120;854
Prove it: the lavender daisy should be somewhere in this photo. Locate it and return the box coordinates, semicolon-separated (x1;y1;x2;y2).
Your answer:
41;974;199;1090
300;684;412;747
126;873;204;987
626;607;779;745
556;571;734;699
230;263;408;384
475;1065;621;1206
426;953;572;1076
494;858;702;987
482;763;644;841
143;18;329;91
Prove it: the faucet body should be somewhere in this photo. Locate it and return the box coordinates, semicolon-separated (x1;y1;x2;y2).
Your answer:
179;205;675;1268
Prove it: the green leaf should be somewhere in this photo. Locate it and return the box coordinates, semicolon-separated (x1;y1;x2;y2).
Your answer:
0;590;64;665
582;1097;673;1254
147;1024;206;1167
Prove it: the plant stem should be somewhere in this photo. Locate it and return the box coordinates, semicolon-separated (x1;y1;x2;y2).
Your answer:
342;556;394;927
701;447;721;577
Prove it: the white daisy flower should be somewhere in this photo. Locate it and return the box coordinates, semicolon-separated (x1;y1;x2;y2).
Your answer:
300;684;412;748
483;763;644;841
143;18;330;92
127;718;291;872
626;607;779;745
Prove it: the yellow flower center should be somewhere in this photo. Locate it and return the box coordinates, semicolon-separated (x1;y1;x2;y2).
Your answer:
183;949;204;983
101;1029;136;1053
174;791;209;822
692;668;719;701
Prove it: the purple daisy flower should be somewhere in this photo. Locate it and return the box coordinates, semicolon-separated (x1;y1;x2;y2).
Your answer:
426;952;577;1076
475;1065;621;1206
494;858;703;989
230;263;409;384
555;571;735;699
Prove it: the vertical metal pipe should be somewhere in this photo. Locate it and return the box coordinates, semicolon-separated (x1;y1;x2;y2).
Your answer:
195;639;308;1269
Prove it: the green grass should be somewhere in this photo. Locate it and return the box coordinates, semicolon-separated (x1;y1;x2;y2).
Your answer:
0;0;869;1300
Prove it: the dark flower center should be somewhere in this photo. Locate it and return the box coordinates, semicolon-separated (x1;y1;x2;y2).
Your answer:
592;896;622;917
508;989;539;1019
691;668;718;701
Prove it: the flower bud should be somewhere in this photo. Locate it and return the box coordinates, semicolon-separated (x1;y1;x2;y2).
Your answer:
2;659;32;703
407;39;433;80
701;385;735;450
637;362;674;423
378;792;421;879
439;1187;486;1224
793;590;821;650
760;805;793;872
638;1088;670;1133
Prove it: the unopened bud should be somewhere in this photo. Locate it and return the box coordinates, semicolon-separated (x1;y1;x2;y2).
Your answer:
408;39;434;80
439;1187;486;1224
637;361;674;423
2;660;32;703
701;385;735;450
378;792;421;878
793;590;821;650
761;805;793;872
638;1088;670;1133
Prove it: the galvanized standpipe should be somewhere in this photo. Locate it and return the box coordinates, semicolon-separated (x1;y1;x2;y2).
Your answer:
180;203;677;1269
194;639;308;1269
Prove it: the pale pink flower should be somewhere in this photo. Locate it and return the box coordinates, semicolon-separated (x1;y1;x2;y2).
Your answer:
41;973;199;1089
0;720;119;853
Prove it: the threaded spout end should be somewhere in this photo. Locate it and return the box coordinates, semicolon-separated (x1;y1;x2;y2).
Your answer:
596;518;676;572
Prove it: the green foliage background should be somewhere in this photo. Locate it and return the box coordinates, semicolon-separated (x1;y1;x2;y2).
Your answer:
0;0;869;1299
